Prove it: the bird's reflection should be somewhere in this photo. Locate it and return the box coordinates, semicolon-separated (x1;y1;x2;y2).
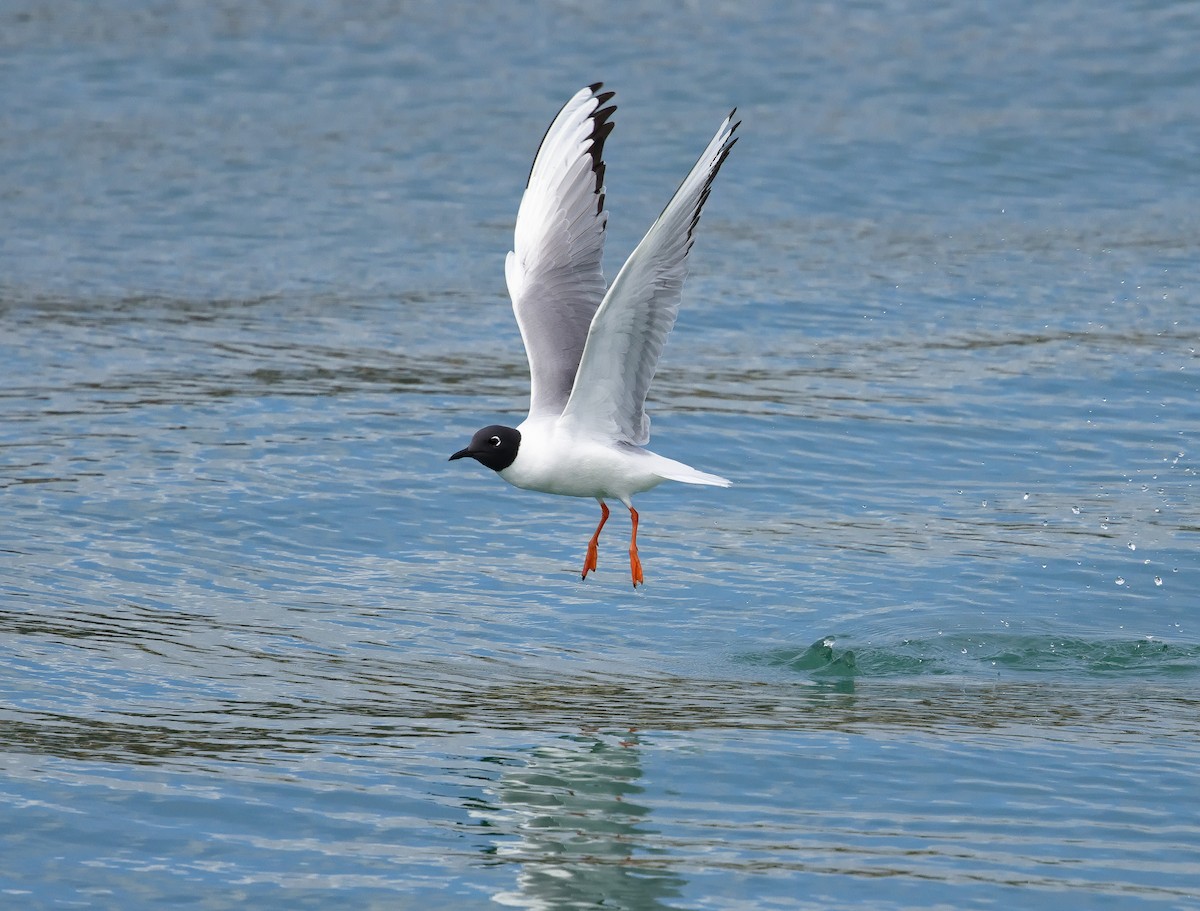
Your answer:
472;730;685;911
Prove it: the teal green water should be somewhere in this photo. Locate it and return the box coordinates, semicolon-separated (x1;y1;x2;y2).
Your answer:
3;1;1199;909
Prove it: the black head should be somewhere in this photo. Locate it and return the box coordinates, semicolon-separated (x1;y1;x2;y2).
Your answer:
449;424;521;473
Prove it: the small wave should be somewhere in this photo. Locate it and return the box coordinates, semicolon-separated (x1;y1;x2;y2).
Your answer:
740;633;1200;680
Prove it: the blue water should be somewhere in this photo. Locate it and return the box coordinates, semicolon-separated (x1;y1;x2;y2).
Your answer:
3;2;1199;909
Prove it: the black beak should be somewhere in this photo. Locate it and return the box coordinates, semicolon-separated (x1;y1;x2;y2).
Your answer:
449;448;472;462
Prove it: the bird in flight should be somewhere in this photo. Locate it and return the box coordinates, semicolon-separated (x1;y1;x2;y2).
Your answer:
451;83;738;587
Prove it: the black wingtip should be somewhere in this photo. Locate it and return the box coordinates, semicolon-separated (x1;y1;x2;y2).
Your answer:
588;97;617;217
524;83;618;190
681;113;740;242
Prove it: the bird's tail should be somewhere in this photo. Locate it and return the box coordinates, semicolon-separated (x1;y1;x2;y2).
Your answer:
652;455;731;488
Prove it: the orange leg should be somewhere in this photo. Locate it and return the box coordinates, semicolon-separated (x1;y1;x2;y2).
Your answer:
581;500;610;580
628;506;644;588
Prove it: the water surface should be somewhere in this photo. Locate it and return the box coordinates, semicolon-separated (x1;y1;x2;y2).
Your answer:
2;1;1199;908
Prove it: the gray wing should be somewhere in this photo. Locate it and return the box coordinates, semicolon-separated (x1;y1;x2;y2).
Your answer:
505;84;616;420
560;111;738;444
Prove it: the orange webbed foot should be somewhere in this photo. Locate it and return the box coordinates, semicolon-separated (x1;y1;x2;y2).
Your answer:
581;500;610;581
582;539;600;579
628;505;643;588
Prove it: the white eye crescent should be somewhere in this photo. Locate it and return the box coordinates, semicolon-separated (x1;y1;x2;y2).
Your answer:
489;436;501;447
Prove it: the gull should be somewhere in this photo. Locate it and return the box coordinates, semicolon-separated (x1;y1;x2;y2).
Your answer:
450;83;738;587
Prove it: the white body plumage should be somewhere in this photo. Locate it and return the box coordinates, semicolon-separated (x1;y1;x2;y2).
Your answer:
500;415;729;505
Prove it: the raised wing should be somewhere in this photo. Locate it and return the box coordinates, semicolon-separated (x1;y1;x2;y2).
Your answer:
560;110;738;445
505;83;616;420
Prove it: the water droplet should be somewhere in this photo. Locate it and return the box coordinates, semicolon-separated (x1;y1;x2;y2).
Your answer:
1115;577;1125;586
1022;493;1029;501
1128;542;1136;551
1155;576;1163;587
1071;506;1081;515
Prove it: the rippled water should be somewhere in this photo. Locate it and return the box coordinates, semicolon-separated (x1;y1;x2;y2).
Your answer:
3;1;1199;909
